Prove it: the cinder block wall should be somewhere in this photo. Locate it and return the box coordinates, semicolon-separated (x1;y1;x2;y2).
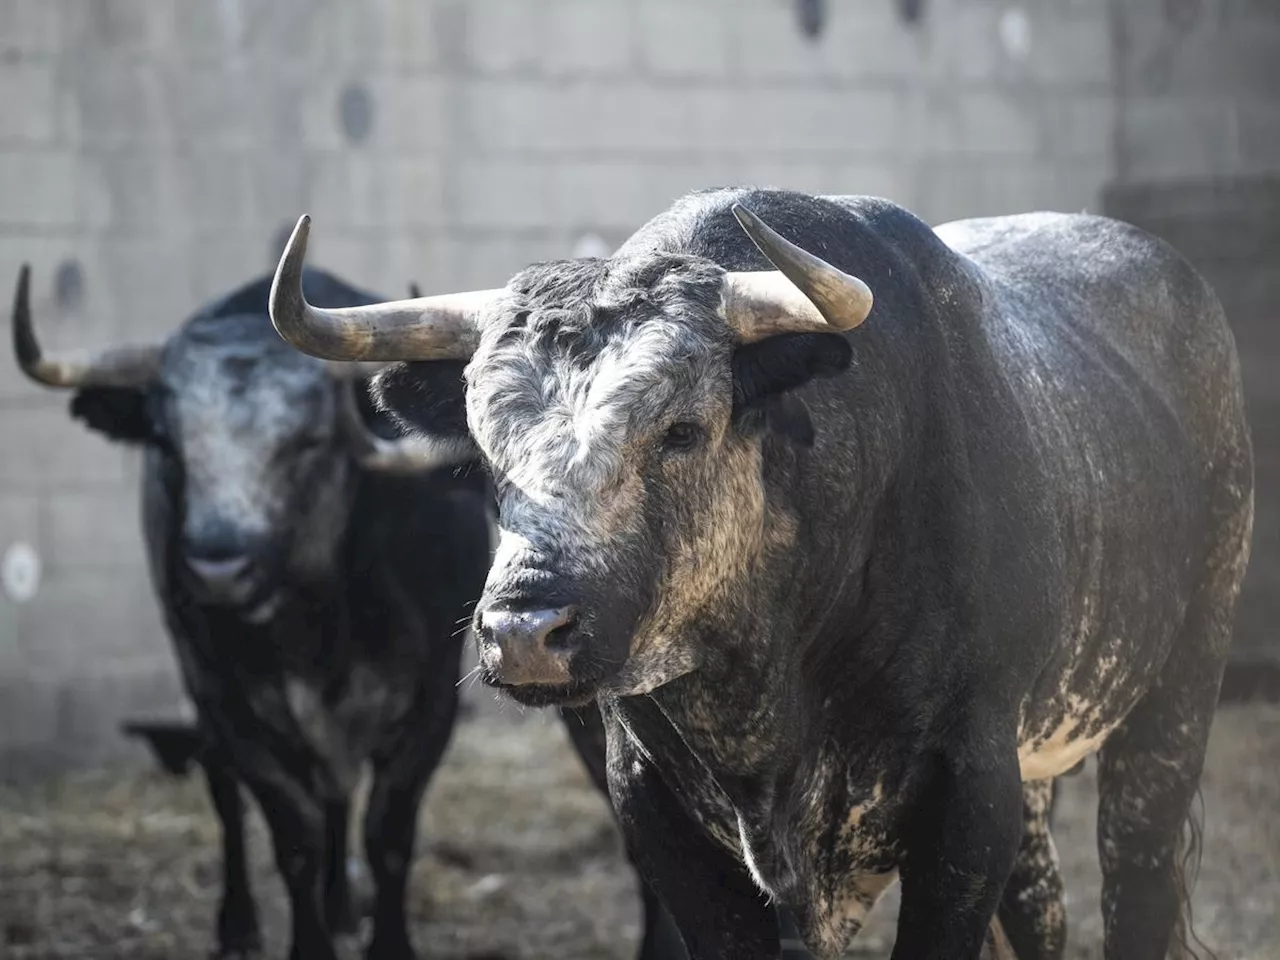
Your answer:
1105;0;1280;664
0;0;1117;770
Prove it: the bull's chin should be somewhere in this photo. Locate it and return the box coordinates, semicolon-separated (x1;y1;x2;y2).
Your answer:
485;676;600;708
240;590;283;625
191;582;283;626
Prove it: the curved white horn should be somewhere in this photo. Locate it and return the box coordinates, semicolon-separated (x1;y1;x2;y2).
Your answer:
723;203;874;342
269;216;505;362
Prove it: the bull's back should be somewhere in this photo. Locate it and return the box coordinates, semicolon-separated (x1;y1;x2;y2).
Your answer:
935;212;1244;468
934;213;1249;777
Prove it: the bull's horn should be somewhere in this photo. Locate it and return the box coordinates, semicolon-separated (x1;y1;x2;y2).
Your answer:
11;265;162;388
270;216;503;362
722;203;873;341
337;379;475;474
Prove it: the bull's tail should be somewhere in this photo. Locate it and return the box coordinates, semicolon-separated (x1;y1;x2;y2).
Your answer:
1170;788;1217;960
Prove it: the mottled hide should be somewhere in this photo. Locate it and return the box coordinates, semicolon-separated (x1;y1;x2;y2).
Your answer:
363;187;1251;960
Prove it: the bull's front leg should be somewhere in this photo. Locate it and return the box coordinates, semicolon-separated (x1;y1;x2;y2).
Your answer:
362;676;462;960
559;704;689;960
892;743;1024;960
197;742;262;957
211;724;336;960
604;709;779;960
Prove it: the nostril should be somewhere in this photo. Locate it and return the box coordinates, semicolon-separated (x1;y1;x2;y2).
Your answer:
543;610;581;652
478;605;581;652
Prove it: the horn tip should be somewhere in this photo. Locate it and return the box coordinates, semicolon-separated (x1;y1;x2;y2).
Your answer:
12;264;42;373
730;202;762;228
270;214;313;341
14;264;31;307
730;202;773;255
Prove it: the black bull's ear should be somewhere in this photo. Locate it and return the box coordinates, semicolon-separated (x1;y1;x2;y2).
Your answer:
731;332;852;446
369;359;476;449
69;386;153;444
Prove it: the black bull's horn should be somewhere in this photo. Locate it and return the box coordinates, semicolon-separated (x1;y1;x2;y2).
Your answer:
11;264;163;388
269;207;874;362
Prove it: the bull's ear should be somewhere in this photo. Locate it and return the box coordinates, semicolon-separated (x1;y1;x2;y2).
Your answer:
370;360;477;451
731;332;851;446
69;387;154;445
347;375;402;441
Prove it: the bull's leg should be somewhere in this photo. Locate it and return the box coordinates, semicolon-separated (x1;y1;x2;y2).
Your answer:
997;779;1066;960
1095;667;1222;960
363;698;459;960
1096;477;1249;960
230;757;335;960
199;746;262;957
323;799;357;937
560;704;689;960
892;744;1024;960
604;713;779;960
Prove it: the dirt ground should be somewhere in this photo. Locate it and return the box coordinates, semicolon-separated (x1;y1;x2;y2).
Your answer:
1;698;1277;960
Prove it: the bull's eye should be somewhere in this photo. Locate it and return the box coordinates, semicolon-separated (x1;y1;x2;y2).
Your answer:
662;421;702;452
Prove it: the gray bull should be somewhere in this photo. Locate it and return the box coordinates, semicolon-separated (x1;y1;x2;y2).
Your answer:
267;188;1252;960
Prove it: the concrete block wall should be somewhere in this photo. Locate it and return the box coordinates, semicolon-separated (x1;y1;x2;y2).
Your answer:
1114;0;1280;182
1107;0;1280;664
0;0;1120;770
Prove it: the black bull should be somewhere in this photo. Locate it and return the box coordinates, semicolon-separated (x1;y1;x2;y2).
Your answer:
269;187;1254;960
10;268;687;960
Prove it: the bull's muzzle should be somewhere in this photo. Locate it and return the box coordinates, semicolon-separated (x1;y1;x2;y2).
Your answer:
474;605;581;687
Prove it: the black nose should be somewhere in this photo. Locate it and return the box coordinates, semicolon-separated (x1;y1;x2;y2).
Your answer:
476;605;581;686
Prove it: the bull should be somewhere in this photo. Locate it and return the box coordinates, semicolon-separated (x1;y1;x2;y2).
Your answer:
268;187;1253;960
10;267;493;960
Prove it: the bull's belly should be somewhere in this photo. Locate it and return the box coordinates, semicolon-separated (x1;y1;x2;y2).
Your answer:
1015;663;1153;781
1015;584;1187;780
1017;706;1123;780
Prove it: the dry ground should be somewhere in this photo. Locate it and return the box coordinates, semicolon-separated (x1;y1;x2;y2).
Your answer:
1;699;1277;960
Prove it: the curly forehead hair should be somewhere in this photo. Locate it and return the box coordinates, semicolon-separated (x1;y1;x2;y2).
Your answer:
488;252;731;358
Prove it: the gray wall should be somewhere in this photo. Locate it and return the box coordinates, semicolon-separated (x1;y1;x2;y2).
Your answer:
0;0;1265;769
1103;0;1280;663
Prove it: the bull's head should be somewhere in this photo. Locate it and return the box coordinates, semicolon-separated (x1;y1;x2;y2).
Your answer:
270;206;873;703
11;268;464;623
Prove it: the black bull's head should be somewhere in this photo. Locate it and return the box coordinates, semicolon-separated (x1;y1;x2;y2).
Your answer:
268;205;877;707
11;267;470;623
